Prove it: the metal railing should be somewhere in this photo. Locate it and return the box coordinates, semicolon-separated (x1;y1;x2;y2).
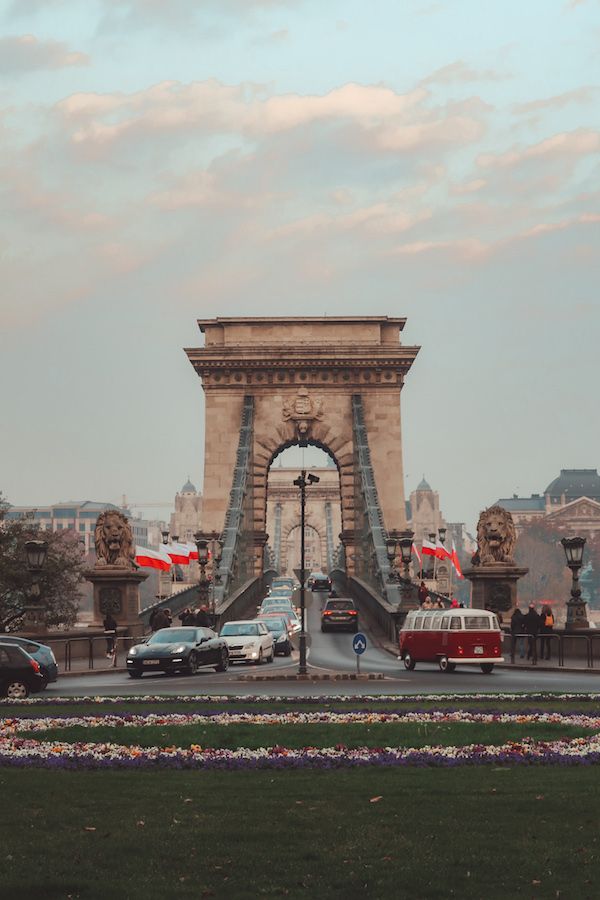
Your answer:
42;634;141;672
506;631;597;668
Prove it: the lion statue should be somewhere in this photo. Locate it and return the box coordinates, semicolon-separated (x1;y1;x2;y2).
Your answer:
475;505;517;566
94;510;137;569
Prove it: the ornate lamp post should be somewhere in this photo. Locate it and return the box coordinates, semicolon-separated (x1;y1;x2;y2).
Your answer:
561;536;588;630
438;526;447;545
24;540;48;632
385;530;401;581
208;535;223;623
194;533;210;613
386;530;414;586
293;471;320;676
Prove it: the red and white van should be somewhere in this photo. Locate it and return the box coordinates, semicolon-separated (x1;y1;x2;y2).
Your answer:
399;608;503;674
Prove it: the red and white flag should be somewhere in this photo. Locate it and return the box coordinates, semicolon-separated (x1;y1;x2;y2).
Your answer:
165;542;191;565
411;543;421;565
451;541;464;579
421;539;437;557
185;543;199;560
135;546;172;571
436;539;452;561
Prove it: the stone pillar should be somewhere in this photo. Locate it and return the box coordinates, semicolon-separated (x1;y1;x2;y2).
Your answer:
85;569;148;632
463;565;529;615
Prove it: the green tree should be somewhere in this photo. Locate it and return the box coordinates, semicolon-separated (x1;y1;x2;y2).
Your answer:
0;495;84;632
514;520;570;614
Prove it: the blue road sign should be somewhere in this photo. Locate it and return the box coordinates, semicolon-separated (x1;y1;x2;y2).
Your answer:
352;633;367;655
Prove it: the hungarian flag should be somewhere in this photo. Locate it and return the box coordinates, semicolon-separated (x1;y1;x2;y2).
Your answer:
165;542;191;565
411;543;421;565
436;539;452;561
451;541;464;579
135;546;172;571
421;538;437;557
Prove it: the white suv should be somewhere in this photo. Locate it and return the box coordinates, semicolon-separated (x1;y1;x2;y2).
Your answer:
219;620;274;665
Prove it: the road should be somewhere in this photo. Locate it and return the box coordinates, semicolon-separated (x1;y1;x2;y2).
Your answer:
44;590;600;697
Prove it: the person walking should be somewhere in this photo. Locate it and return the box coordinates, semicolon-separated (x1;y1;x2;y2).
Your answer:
510;607;525;660
539;605;555;660
195;606;211;627
418;581;428;605
152;608;170;631
523;603;541;661
103;613;117;659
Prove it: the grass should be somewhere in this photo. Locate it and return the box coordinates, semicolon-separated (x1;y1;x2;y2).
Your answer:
1;767;599;899
23;721;594;749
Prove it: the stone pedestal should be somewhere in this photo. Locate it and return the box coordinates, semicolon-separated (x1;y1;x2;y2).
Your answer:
85;568;148;628
21;603;47;635
565;599;589;630
463;565;529;615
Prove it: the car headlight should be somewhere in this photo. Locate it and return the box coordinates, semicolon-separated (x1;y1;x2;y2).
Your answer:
172;645;186;654
129;647;137;655
276;634;287;643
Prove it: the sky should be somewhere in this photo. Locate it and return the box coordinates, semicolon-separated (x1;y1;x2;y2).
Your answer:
1;0;599;534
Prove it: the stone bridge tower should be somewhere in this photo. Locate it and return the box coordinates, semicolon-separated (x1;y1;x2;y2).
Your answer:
186;317;419;580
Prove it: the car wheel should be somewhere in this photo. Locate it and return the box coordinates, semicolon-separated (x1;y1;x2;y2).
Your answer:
285;643;292;657
5;680;30;699
480;663;494;674
38;674;49;691
128;671;143;679
267;647;274;663
439;655;455;673
403;653;416;671
256;649;263;666
215;650;229;673
186;653;199;676
321;625;327;632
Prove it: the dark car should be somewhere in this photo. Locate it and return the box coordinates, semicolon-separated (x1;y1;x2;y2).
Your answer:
257;616;293;656
310;574;332;592
0;642;45;699
0;636;58;688
321;598;359;632
126;627;229;678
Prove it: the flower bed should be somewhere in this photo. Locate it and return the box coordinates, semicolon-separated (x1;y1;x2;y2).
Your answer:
2;706;600;770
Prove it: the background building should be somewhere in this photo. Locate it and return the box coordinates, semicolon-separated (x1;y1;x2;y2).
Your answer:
496;469;600;538
169;478;203;543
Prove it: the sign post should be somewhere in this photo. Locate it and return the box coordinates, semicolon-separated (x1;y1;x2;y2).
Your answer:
352;632;367;675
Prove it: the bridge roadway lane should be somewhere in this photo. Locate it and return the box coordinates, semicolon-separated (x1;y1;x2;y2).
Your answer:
42;588;600;695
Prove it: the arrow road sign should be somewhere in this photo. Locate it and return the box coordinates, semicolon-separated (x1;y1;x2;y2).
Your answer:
352;633;367;655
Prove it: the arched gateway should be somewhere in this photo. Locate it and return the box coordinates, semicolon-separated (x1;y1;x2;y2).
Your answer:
186;317;419;610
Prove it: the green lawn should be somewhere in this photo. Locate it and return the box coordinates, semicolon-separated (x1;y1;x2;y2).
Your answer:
0;767;599;899
24;720;593;749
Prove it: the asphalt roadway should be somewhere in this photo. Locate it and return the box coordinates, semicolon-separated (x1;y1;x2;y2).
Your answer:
44;590;600;697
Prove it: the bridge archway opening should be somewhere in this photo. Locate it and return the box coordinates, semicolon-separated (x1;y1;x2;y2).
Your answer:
266;441;342;577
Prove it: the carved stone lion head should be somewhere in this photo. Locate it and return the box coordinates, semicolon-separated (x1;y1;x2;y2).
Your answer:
476;505;516;566
94;510;136;569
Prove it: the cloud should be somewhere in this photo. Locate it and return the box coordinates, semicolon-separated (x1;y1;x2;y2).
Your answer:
421;60;508;86
0;34;88;73
56;79;488;160
477;128;600;169
513;87;597;114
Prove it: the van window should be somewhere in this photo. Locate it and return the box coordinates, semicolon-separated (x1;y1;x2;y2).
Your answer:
441;616;449;630
450;617;462;630
422;617;432;630
432;614;442;630
464;616;491;630
414;616;423;630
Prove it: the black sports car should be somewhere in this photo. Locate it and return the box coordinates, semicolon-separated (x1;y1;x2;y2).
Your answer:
126;627;229;678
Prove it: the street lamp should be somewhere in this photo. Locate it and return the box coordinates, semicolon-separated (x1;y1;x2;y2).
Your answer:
386;530;414;584
561;536;588;630
293;470;320;675
161;530;169;544
438;526;447;545
24;540;48;631
194;532;210;613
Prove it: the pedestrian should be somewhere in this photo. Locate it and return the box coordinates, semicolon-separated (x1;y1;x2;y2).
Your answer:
328;588;338;598
418;581;428;605
539;605;555;660
523;603;541;660
149;608;158;631
181;608;196;626
422;596;433;609
195;606;211;627
510;607;526;659
152;608;170;630
178;607;190;624
164;608;172;626
451;598;460;609
103;613;117;658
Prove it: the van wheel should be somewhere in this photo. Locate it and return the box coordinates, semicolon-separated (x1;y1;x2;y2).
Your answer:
403;653;416;671
439;656;455;673
480;663;494;674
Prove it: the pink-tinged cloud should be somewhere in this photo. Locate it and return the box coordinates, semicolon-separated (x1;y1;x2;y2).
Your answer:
514;87;597;114
268;204;432;240
421;60;508;85
392;238;489;260
478;128;600;168
0;35;88;73
522;212;600;237
57;80;487;156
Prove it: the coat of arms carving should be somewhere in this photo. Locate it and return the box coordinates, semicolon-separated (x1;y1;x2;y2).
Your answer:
282;388;324;439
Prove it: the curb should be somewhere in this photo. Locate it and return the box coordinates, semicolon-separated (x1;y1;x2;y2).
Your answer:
236;673;386;681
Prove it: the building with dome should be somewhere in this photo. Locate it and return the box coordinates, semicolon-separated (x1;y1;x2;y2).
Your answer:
169;478;203;542
406;477;447;544
496;469;600;538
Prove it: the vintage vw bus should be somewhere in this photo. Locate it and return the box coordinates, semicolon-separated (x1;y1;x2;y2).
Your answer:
399;608;503;673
